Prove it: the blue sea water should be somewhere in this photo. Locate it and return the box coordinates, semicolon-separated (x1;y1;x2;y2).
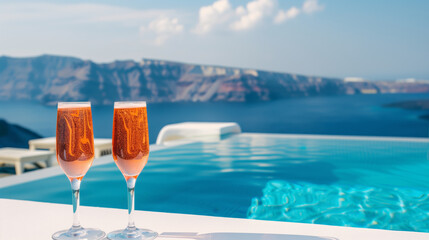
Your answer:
1;134;428;232
0;94;429;143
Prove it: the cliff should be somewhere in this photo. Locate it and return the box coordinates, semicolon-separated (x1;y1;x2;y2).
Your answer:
0;55;428;105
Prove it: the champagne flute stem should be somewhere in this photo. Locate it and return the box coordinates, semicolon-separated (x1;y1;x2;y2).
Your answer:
71;178;81;229
127;178;136;230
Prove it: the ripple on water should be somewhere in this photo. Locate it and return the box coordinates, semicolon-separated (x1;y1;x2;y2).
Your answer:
247;180;429;232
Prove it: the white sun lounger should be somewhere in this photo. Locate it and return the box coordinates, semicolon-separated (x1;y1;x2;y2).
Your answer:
29;137;112;158
0;148;53;175
156;122;241;144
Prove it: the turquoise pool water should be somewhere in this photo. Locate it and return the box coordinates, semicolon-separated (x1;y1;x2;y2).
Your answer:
1;134;429;232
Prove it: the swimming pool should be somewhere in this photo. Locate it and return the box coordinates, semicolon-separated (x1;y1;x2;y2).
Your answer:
1;133;428;232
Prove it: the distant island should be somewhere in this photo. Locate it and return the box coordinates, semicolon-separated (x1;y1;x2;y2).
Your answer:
0;119;41;148
385;99;429;110
0;55;428;105
384;99;429;121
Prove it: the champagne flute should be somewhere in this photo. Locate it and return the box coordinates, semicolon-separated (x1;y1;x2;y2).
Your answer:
53;102;106;240
108;101;157;240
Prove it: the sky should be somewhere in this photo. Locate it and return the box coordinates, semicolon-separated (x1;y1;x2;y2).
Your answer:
0;0;428;80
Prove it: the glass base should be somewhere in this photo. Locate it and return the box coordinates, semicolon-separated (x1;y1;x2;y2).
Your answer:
107;227;158;240
52;226;106;240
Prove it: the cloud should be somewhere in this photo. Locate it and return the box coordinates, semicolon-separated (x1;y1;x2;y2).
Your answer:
302;0;324;14
2;1;325;45
194;0;233;34
194;0;324;33
141;17;184;45
194;0;276;33
274;0;324;25
274;7;300;24
230;0;275;31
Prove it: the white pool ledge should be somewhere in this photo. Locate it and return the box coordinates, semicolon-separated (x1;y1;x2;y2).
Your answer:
0;199;427;240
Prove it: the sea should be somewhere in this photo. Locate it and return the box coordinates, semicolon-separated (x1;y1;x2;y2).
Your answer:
1;93;429;143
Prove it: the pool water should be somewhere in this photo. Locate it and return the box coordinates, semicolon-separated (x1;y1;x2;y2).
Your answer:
1;134;429;232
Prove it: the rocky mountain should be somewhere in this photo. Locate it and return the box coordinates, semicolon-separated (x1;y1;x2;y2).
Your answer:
0;55;428;105
0;119;41;148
